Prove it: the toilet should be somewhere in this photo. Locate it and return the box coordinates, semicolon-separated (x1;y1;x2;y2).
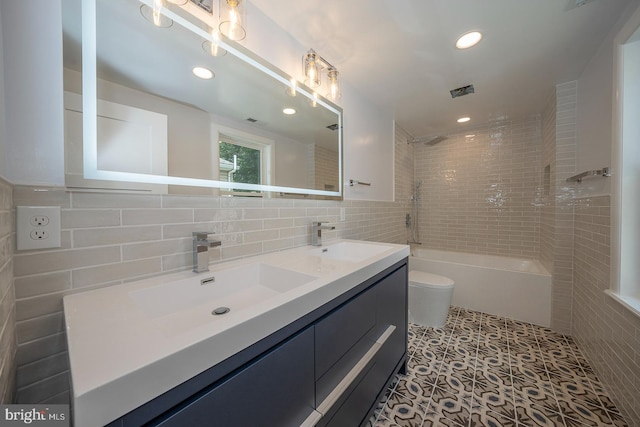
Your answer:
408;270;455;328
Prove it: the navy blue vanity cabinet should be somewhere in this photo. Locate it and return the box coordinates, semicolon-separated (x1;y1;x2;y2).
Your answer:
154;327;315;427
106;259;408;427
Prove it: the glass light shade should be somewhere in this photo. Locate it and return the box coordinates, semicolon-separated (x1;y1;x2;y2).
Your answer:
219;0;246;41
140;0;173;28
202;30;227;57
286;78;297;96
326;68;341;101
304;52;321;89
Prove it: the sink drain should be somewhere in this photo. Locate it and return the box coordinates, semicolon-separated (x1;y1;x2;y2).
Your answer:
212;307;230;316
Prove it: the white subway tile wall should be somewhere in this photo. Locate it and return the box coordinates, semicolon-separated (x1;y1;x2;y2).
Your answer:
0;177;16;403
414;116;543;259
573;196;640;425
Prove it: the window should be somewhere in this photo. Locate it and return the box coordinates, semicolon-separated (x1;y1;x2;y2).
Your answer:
216;130;273;195
610;11;640;316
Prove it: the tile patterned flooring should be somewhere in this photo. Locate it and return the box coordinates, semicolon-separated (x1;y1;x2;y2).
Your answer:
368;307;628;427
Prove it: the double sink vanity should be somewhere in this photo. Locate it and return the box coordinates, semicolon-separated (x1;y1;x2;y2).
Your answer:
64;240;410;426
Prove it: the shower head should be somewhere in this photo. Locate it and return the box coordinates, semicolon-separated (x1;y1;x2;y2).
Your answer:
407;135;448;146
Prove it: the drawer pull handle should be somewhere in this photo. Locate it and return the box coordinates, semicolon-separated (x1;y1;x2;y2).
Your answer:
300;410;323;427
313;325;396;423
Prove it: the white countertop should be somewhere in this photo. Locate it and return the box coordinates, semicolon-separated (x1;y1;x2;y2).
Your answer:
63;239;409;427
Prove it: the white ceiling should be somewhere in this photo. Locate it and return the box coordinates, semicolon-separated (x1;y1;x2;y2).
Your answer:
250;0;632;139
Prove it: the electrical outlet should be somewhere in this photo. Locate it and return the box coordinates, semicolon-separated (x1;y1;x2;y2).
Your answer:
16;206;61;250
30;230;50;240
30;216;50;226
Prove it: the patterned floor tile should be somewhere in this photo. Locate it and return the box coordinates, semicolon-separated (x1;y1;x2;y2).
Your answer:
471;383;517;422
434;371;474;399
428;386;473;426
410;353;441;385
371;307;629;427
380;391;428;426
469;406;518;427
440;356;476;379
558;399;616;426
393;373;434;408
514;405;564;426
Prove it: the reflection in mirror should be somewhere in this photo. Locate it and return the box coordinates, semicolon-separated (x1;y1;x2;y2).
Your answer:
62;0;342;198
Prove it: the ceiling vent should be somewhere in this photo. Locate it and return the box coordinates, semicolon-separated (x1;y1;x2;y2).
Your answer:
450;84;475;99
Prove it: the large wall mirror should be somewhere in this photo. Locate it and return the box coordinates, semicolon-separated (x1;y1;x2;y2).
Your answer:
62;0;343;198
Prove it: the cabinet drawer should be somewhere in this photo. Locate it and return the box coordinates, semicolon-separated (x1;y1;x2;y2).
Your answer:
315;286;376;380
154;327;315;427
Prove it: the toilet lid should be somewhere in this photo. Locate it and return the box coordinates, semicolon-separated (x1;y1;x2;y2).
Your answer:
409;270;455;288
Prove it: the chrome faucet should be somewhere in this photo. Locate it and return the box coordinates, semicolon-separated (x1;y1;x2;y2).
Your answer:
311;221;335;246
192;232;222;273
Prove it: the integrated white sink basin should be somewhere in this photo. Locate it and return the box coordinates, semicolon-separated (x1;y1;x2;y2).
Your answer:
129;262;318;317
64;239;409;427
311;241;393;263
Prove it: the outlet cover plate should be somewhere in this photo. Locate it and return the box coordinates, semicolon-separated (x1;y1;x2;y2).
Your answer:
16;206;61;250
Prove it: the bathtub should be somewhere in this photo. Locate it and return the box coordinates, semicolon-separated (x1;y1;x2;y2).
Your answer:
409;248;551;327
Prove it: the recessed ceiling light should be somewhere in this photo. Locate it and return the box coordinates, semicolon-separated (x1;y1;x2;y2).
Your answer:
457;117;471;123
456;31;483;49
192;66;214;80
283;108;296;115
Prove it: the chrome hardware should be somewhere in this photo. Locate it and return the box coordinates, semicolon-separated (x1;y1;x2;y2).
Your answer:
311;221;335;246
192;232;222;273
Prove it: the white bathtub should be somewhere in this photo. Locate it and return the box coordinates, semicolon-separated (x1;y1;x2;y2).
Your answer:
409;248;551;326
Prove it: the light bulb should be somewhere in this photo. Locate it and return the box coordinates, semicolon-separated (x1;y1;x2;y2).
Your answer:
326;68;341;101
304;52;321;88
220;0;246;41
287;78;297;96
140;0;172;28
153;0;165;27
203;30;227;57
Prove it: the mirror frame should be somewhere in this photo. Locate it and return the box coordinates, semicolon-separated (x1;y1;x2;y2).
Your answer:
80;0;343;198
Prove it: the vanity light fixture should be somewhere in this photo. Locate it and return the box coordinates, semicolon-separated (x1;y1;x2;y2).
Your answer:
286;78;297;96
456;31;483;49
457;116;471;123
203;30;227;57
140;0;173;27
303;49;341;101
192;66;214;80
326;68;341;102
140;0;188;27
282;108;296;115
219;0;246;41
